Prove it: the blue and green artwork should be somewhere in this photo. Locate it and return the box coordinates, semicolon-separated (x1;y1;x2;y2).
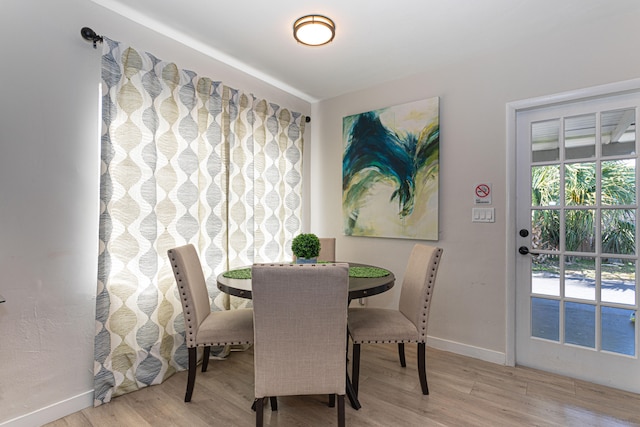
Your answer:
342;97;439;240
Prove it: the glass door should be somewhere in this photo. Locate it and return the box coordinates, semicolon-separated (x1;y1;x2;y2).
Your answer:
515;91;640;392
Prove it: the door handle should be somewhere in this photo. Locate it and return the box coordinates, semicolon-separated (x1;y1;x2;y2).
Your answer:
518;246;530;255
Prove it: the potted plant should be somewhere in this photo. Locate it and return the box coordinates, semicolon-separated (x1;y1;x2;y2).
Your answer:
291;233;321;263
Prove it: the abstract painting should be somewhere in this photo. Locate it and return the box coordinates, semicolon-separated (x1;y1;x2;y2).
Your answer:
342;97;440;240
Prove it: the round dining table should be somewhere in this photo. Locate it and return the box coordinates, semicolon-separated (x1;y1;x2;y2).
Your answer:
215;261;395;411
216;262;395;301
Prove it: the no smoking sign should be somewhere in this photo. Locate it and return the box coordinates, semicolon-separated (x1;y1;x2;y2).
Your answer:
474;183;492;204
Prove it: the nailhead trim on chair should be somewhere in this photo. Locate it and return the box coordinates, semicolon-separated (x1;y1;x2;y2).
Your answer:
358;339;420;344
196;341;252;347
417;249;441;339
169;250;196;347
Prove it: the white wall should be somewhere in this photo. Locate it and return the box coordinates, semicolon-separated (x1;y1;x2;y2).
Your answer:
0;1;309;425
310;6;640;361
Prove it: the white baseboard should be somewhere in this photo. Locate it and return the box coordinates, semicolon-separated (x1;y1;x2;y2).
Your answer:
0;390;93;427
427;335;506;365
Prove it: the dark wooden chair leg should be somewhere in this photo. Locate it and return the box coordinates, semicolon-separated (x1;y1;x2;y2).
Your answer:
398;342;406;367
337;394;345;427
201;346;211;372
351;343;361;397
345;329;361;409
255;398;265;426
185;347;197;402
346;371;361;410
252;397;276;412
417;342;429;395
346;328;350;362
329;394;335;407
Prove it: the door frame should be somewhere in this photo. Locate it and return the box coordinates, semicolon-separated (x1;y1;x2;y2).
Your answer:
505;78;640;367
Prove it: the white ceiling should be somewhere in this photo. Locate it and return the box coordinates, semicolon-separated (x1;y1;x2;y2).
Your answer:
92;0;632;103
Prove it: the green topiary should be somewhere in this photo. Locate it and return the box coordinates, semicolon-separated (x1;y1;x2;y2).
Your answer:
291;233;321;259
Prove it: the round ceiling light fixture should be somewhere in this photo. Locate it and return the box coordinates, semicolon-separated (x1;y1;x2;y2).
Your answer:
293;15;335;46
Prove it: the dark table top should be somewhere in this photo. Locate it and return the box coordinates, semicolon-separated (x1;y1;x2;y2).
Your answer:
216;262;395;300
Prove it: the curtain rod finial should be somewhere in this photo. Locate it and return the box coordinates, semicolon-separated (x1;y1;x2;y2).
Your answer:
81;27;103;49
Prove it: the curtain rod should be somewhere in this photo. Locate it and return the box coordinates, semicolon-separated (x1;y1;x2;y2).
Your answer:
80;27;310;123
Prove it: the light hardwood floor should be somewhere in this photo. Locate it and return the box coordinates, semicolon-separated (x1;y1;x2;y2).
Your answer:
46;344;640;426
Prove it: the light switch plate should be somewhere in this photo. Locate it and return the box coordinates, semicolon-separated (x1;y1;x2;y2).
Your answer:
472;207;495;223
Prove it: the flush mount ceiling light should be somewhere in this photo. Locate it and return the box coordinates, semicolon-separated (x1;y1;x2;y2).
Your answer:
293;15;335;46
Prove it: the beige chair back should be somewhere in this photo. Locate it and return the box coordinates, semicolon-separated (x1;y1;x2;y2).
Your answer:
398;244;443;341
251;263;349;398
318;237;336;261
167;244;212;348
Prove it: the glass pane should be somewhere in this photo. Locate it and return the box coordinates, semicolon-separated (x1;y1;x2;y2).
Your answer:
532;254;560;296
565;302;595;348
602;306;636;356
532;119;560;163
532;297;559;341
601;260;636;305
531;165;560;206
601;109;637;157
565;162;596;206
565;209;595;252
602;209;636;255
565;114;596;160
601;160;636;206
531;210;559;251
564;256;596;300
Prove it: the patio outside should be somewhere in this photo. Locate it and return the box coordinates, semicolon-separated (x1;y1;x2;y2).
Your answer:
532;268;636;355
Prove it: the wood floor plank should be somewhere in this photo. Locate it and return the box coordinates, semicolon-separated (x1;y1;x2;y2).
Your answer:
44;344;640;426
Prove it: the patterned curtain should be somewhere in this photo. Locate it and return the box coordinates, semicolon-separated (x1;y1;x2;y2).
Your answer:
94;38;306;405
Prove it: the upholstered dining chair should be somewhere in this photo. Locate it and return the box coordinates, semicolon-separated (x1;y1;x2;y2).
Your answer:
347;243;443;397
318;237;336;261
167;244;254;402
251;263;349;427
